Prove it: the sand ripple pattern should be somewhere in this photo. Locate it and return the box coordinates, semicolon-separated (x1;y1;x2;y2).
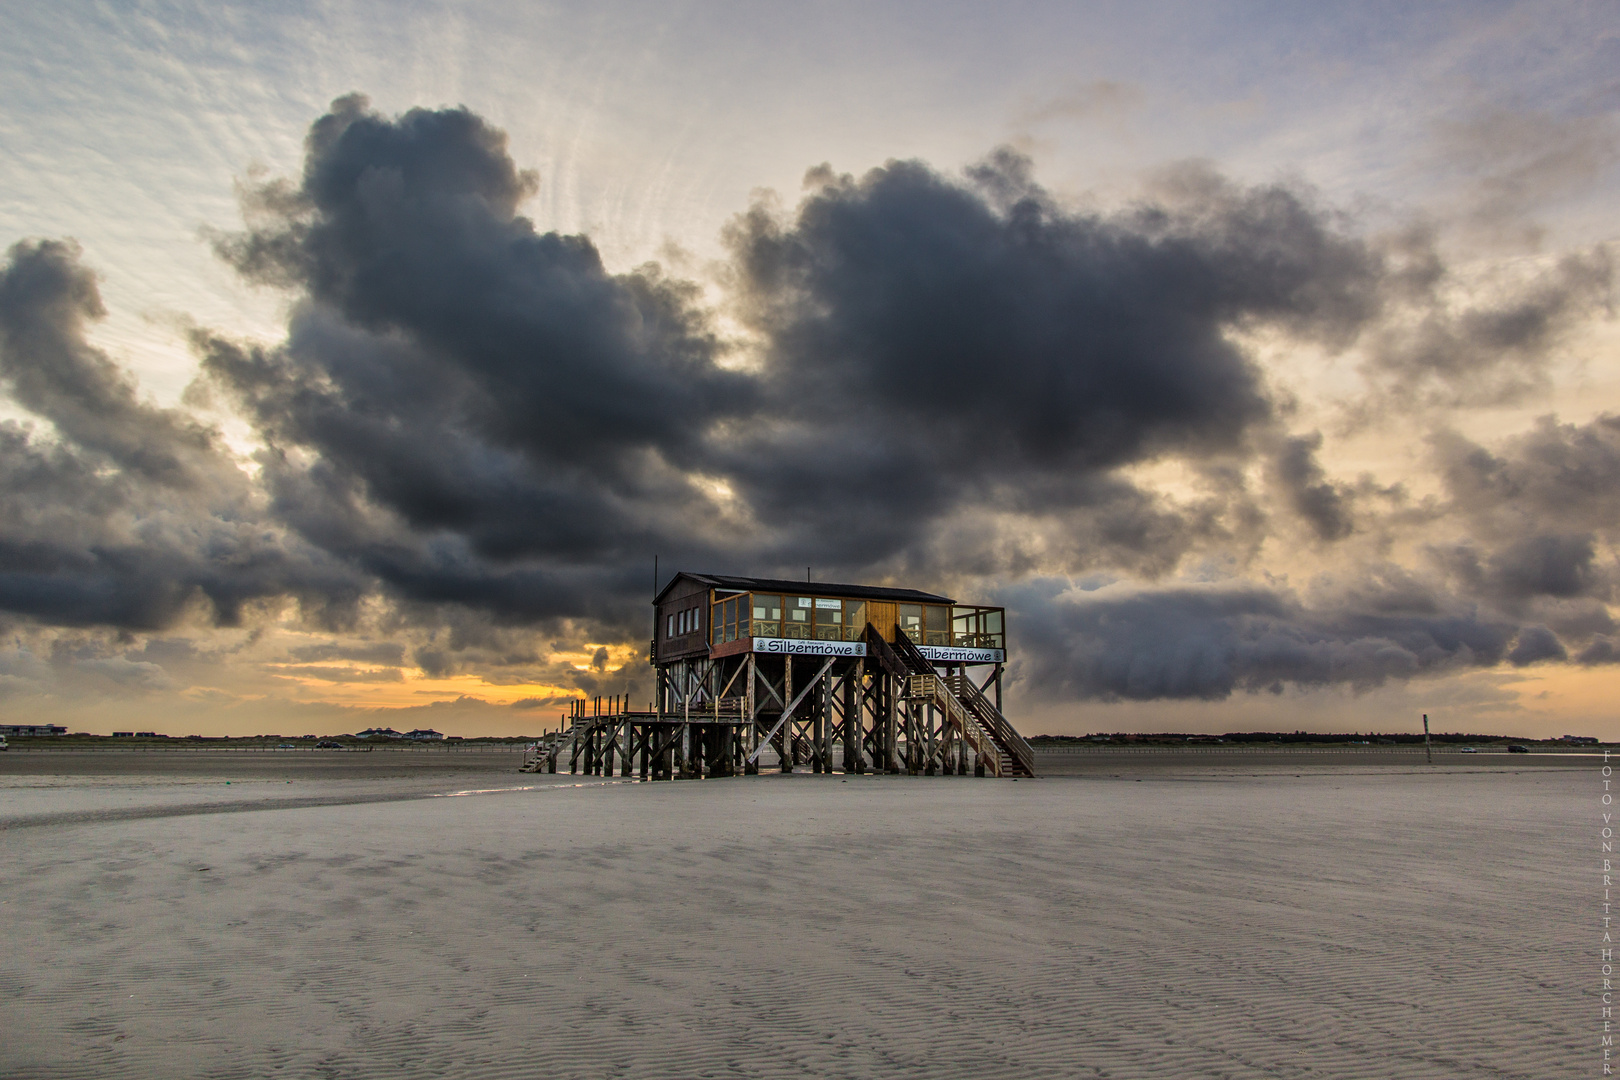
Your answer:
0;770;1588;1078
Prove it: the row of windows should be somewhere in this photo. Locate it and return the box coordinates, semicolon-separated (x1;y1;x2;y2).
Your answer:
713;595;868;645
707;594;1005;649
666;604;703;638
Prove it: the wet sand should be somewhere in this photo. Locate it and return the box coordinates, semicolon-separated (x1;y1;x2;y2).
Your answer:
0;747;1593;1078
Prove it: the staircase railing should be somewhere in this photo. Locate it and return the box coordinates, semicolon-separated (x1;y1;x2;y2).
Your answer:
892;627;1035;777
952;670;1036;777
907;672;1004;776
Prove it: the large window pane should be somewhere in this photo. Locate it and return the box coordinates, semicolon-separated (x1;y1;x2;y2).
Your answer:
813;597;842;640
785;596;811;639
898;604;922;639
752;594;781;638
843;600;866;640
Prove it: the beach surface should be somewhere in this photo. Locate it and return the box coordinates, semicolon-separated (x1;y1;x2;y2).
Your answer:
0;746;1594;1078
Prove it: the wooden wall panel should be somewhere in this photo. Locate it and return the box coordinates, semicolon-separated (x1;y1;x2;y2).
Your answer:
865;601;898;640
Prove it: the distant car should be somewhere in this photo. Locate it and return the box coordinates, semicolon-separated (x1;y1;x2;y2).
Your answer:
317;740;343;749
0;734;8;751
1459;747;1477;753
1508;744;1530;754
278;743;297;749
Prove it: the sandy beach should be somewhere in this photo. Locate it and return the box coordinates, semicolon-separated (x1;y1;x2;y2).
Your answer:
0;747;1592;1078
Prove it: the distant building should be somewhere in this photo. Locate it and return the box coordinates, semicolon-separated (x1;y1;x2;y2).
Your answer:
404;728;445;741
1560;735;1600;744
357;727;403;739
1;724;67;736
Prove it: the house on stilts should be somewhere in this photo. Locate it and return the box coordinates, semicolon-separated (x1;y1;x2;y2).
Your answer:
531;573;1034;779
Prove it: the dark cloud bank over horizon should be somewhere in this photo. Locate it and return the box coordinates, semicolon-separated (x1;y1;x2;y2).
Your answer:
1;95;1615;706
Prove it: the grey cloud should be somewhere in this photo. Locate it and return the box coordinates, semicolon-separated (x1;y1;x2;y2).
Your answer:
1506;625;1567;666
1428;416;1620;615
0;241;362;631
1365;248;1612;405
1488;533;1605;602
718;151;1383;571
1009;579;1516;702
287;641;407;666
1579;636;1620;665
1435;414;1620;536
200;95;751;635
1271;432;1354;541
0;239;216;486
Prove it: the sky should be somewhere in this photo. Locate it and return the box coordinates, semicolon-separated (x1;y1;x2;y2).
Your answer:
0;0;1617;738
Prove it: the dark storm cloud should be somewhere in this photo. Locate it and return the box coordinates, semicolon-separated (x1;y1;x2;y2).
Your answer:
1009;578;1516;702
708;151;1393;572
0;240;359;631
207;99;1388;626
725;154;1371;466
200;94;754;633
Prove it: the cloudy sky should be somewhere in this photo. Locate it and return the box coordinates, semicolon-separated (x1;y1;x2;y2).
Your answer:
1;0;1617;738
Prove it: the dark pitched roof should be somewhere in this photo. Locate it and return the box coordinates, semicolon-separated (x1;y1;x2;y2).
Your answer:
655;571;952;606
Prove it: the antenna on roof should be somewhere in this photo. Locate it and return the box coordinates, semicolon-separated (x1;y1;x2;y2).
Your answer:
807;566;811;583
653;555;658;597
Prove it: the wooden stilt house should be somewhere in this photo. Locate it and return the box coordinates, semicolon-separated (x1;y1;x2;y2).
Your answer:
528;573;1034;780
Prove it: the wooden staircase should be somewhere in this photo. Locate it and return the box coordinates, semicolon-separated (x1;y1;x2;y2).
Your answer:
883;627;1036;778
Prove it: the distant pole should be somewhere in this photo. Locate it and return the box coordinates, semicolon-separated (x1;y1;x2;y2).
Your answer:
653;556;658;596
807;566;811;583
1423;713;1432;764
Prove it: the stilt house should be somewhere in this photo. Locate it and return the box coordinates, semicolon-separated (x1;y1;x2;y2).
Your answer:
534;572;1034;780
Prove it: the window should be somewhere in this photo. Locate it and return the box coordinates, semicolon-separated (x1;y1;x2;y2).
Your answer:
752;594;782;638
924;605;950;646
785;596;811;639
667;613;675;637
898;604;922;639
813;597;842;640
843;599;866;640
945;606;1005;648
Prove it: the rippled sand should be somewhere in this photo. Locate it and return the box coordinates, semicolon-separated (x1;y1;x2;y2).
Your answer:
0;750;1590;1078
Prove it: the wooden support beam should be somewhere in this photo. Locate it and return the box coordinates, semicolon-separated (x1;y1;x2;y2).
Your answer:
781;655;794;773
746;656;834;769
843;662;863;774
884;675;900;774
745;654;760;775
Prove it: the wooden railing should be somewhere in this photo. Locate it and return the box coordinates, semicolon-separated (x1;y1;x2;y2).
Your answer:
895;628;1035;778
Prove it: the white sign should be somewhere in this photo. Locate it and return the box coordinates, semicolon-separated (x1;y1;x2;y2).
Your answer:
751;637;866;657
916;645;1005;664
